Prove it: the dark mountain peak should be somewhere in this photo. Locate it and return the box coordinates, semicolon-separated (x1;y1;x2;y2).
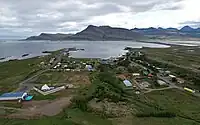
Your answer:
86;25;98;29
158;27;164;30
196;27;200;31
132;28;139;30
149;27;157;30
25;25;200;41
67;25;144;40
180;26;194;32
39;33;49;36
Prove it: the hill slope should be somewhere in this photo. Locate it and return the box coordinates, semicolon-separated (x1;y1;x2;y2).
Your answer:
26;33;73;40
26;25;144;41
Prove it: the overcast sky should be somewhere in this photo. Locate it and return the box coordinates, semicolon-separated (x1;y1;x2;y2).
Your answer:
0;0;200;38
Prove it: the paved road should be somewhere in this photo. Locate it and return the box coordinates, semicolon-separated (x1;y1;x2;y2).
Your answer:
51;50;64;68
17;69;49;92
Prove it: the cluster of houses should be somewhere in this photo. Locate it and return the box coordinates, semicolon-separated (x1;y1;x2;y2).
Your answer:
51;59;94;72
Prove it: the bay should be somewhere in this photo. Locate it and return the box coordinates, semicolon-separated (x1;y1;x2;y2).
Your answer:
0;40;169;61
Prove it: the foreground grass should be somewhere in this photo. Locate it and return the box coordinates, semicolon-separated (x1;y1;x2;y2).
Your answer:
112;116;199;125
0;108;112;125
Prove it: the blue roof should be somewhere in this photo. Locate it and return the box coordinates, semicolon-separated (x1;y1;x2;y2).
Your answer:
123;80;132;87
0;92;25;98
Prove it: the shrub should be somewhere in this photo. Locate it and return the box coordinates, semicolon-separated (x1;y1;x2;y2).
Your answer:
71;96;89;111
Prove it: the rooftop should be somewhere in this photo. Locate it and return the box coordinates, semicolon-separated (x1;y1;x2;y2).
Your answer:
123;80;132;87
0;92;25;98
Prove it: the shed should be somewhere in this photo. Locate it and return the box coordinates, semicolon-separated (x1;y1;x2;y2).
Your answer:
41;84;51;91
123;80;132;87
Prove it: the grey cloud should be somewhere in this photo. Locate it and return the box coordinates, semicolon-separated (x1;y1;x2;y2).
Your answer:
180;21;200;28
0;0;184;37
83;0;183;12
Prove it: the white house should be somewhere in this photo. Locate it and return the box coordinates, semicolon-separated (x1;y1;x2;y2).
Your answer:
41;84;51;91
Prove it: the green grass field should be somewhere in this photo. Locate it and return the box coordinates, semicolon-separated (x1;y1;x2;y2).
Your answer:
146;89;200;122
140;46;200;89
141;46;200;70
0;57;47;93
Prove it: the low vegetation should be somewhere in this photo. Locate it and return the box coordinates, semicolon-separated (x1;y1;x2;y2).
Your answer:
0;57;48;93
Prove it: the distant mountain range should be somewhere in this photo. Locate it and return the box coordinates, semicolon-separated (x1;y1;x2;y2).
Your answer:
131;26;200;38
25;25;200;41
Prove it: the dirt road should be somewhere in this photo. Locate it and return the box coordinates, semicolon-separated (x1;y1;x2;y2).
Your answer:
8;96;72;119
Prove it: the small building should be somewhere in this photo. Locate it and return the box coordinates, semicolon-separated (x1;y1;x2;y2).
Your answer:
177;78;184;84
157;80;167;86
132;73;140;77
141;81;151;88
49;58;55;64
135;91;140;95
63;65;68;68
65;69;71;71
148;73;153;77
164;71;171;76
123;80;132;87
156;67;162;70
169;74;176;78
0;92;33;101
41;84;51;91
169;74;177;82
40;62;45;65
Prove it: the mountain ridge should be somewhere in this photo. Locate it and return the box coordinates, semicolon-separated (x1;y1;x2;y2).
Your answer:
25;25;200;41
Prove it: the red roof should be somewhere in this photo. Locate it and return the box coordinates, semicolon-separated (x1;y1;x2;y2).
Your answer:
148;74;153;77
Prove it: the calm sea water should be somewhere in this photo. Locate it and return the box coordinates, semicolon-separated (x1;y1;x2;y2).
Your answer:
0;40;170;61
